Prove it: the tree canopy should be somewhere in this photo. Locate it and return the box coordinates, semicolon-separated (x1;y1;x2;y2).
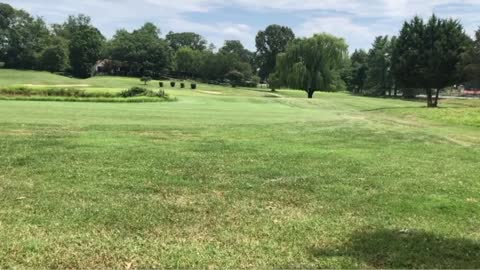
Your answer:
1;1;478;100
393;15;470;107
274;33;349;98
255;24;295;80
106;23;173;77
0;3;50;69
166;31;207;51
69;23;105;78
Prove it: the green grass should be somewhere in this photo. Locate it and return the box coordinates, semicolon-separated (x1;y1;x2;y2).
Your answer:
0;69;479;268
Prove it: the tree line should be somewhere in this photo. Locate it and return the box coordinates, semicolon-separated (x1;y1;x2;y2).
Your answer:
0;2;293;87
1;2;480;106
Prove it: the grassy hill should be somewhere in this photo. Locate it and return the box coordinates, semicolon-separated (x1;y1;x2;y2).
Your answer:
0;69;479;268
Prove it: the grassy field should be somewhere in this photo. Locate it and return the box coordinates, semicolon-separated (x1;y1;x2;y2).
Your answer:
0;69;479;268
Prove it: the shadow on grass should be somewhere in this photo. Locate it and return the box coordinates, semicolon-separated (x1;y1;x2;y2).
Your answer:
310;229;480;269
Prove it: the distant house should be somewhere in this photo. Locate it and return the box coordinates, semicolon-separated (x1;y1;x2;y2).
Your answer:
462;80;480;95
93;60;109;74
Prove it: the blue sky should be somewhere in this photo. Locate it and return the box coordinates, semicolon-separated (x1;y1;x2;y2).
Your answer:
4;0;480;51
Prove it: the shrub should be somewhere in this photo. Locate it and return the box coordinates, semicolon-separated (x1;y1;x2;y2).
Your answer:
146;89;167;98
180;82;185;88
0;87;116;98
159;82;164;88
268;73;282;92
119;87;148;98
140;76;152;85
226;70;244;88
191;83;197;90
170;81;176;87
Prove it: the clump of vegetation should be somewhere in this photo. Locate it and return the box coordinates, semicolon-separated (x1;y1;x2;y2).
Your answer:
0;87;115;98
170;81;176;87
119;87;167;98
140;76;152;85
180;82;185;88
119;87;148;97
191;83;197;90
159;82;164;88
268;73;281;92
226;70;244;88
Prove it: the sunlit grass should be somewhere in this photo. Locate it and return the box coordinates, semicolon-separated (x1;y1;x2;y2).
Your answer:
0;69;479;268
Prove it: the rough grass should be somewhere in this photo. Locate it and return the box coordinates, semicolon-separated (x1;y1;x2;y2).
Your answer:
0;69;479;268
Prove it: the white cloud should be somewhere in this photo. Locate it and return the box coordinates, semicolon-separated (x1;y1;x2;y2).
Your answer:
297;16;380;51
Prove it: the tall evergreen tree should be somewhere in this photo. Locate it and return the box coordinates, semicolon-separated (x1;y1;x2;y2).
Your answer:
365;36;393;96
393;15;470;107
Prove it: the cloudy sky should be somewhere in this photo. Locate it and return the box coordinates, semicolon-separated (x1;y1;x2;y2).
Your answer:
4;0;480;51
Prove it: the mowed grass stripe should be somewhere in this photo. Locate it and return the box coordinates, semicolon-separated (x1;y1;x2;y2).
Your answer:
0;69;479;268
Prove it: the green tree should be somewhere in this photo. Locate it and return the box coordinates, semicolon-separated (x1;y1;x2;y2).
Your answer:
175;46;203;78
268;72;281;92
69;24;105;78
365;36;393;96
140;76;152;85
0;3;50;69
107;23;173;77
166;31;207;51
199;50;253;83
275;33;348;99
219;40;253;64
348;49;369;94
52;14;92;41
460;28;480;83
393;15;470;107
226;70;244;87
40;38;69;72
255;24;295;80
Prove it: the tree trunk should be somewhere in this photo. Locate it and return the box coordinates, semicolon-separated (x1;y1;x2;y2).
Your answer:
394;85;398;97
426;88;436;107
388;88;392;97
433;88;440;107
307;89;314;99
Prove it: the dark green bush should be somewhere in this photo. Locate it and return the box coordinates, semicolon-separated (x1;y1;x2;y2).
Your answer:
180;82;185;88
119;87;148;97
170;81;176;87
159;82;164;88
191;83;197;90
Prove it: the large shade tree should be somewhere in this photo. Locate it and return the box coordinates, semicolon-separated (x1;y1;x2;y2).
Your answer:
255;24;295;80
107;23;173;77
274;33;348;98
393;15;470;107
54;15;105;78
0;3;51;69
174;46;204;78
40;37;69;72
69;24;105;78
166;31;207;51
219;40;253;64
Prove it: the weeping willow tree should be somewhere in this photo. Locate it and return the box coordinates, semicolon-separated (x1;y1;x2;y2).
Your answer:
274;33;348;98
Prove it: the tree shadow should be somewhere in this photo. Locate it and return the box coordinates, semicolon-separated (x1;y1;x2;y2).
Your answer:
310;229;480;269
